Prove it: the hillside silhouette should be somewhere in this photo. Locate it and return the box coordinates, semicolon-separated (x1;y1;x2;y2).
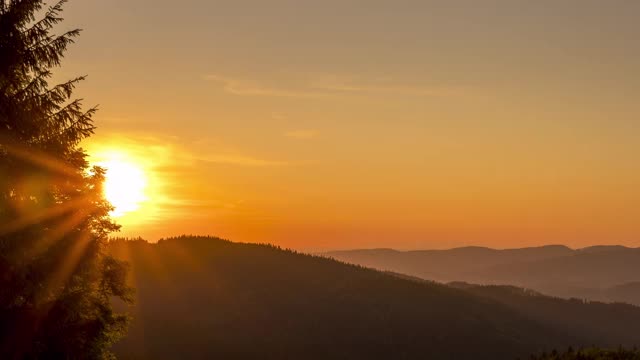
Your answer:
447;282;640;345
325;246;640;305
530;348;640;360
109;236;640;359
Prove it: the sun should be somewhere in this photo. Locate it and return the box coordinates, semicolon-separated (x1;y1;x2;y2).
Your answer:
99;157;148;217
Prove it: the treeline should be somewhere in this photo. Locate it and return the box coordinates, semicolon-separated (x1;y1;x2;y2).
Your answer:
447;283;640;345
109;236;148;242
528;348;640;360
326;246;640;306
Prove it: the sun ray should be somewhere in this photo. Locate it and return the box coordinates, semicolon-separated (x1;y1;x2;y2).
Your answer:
40;229;92;302
26;209;88;262
0;197;86;237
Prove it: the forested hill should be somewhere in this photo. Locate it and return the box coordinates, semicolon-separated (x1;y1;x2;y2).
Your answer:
447;282;640;346
109;237;640;360
325;246;640;304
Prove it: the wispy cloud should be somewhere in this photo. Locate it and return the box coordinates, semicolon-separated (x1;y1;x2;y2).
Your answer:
284;130;319;139
204;74;324;98
310;75;469;97
88;133;287;168
199;154;288;167
271;112;287;121
85;133;288;225
205;73;471;98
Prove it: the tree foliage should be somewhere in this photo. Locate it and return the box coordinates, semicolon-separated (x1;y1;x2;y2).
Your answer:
0;0;132;358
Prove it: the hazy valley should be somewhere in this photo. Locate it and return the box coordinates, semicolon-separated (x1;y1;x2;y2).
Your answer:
326;245;640;306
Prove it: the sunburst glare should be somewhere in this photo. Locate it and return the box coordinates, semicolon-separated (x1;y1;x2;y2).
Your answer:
98;155;148;217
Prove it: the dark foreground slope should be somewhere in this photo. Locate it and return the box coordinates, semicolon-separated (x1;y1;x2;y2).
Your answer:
109;237;640;360
447;282;640;346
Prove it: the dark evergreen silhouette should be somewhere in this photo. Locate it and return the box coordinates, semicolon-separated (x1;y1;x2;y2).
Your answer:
109;236;640;360
0;1;132;358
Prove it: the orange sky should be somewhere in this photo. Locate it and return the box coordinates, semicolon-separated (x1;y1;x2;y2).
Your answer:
58;0;640;250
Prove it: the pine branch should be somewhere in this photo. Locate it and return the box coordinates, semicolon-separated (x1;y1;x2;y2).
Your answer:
22;0;68;34
27;29;81;52
2;0;43;27
23;29;81;72
40;76;86;101
13;69;52;98
43;103;97;145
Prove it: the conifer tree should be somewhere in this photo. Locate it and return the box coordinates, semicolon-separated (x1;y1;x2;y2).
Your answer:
0;0;133;358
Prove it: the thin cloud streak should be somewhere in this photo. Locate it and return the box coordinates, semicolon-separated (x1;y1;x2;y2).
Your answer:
310;75;470;97
204;74;324;98
89;133;287;167
284;130;319;139
85;133;288;226
198;154;288;167
204;74;472;98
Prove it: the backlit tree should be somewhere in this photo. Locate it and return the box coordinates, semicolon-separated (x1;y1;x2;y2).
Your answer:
0;0;133;358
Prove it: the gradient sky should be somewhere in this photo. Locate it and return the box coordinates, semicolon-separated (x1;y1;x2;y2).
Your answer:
56;0;640;250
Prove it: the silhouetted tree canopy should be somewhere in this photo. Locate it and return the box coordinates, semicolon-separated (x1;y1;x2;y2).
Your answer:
0;0;132;358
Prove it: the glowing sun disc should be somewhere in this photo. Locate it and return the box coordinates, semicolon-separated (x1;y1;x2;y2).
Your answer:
101;159;147;217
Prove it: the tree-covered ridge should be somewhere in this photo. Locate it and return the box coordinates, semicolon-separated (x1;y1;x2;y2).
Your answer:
529;348;640;360
110;236;640;360
0;0;131;358
446;282;640;345
326;246;640;306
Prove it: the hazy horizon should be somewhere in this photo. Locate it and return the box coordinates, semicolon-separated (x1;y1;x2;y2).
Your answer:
57;0;639;250
112;237;638;253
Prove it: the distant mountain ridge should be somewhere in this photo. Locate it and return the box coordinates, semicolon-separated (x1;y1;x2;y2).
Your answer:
324;245;640;305
109;237;640;359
